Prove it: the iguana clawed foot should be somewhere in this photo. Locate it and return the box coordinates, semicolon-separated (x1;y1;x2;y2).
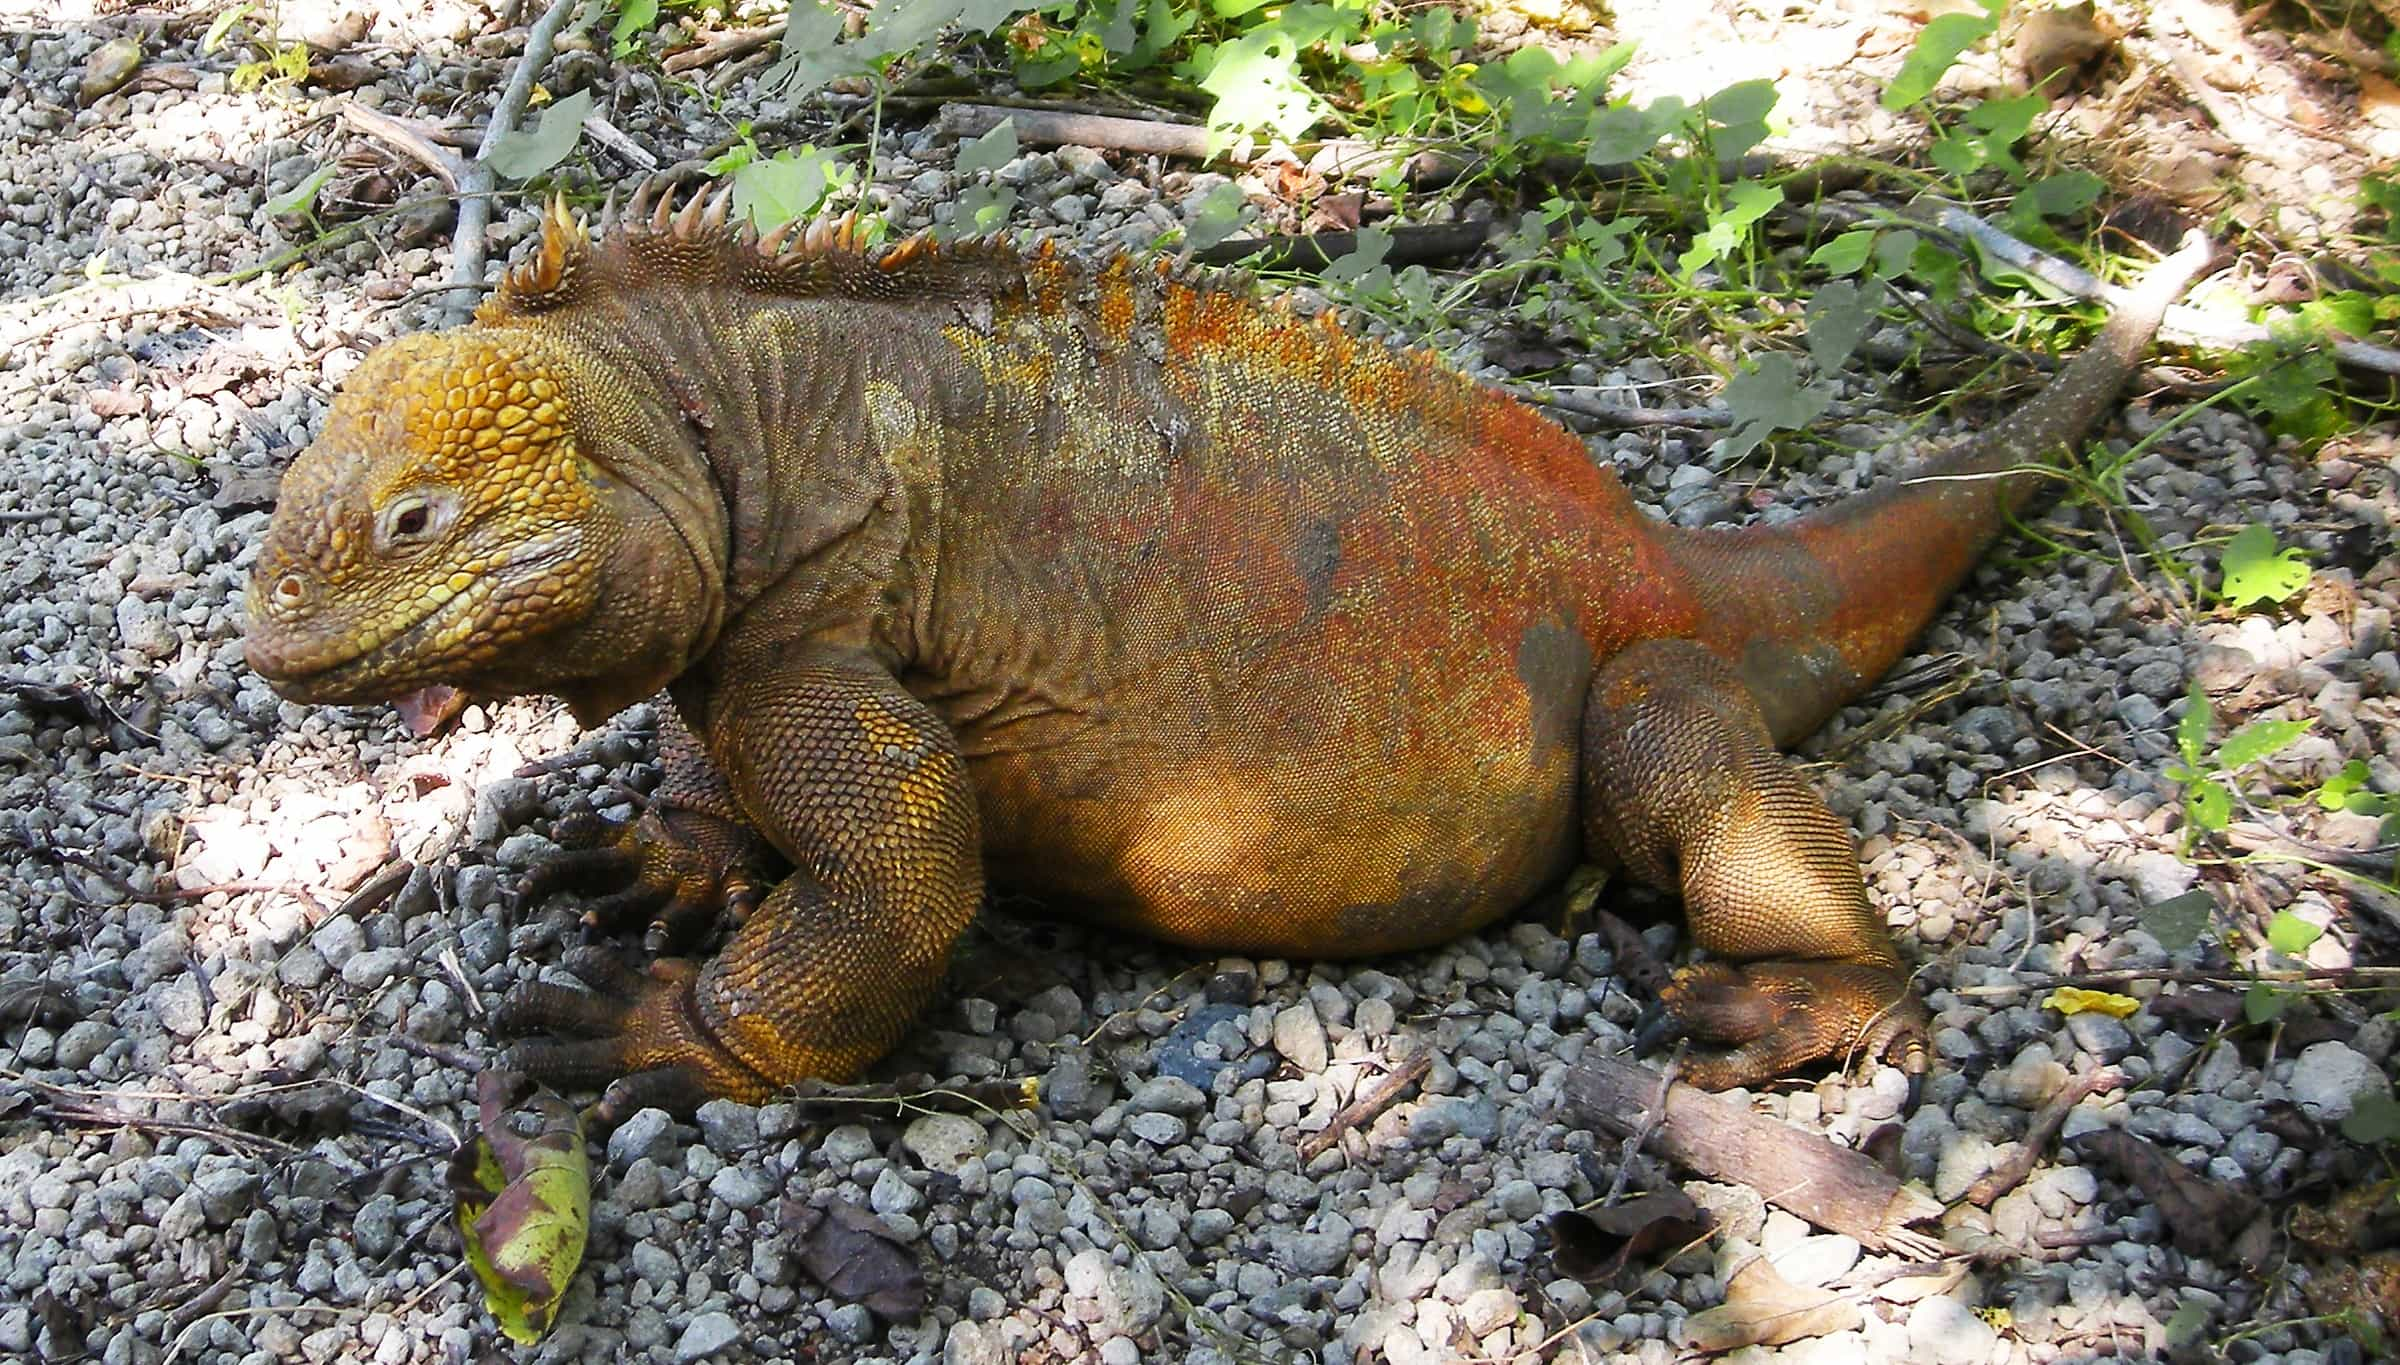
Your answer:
1639;959;1929;1104
515;802;775;954
491;947;774;1122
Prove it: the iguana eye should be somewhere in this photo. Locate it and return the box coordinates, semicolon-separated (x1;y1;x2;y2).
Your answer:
376;491;454;551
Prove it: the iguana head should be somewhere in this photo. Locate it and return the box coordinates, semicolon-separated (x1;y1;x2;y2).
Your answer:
246;327;714;727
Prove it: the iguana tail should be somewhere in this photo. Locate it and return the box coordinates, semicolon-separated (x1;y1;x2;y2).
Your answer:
1661;235;2211;744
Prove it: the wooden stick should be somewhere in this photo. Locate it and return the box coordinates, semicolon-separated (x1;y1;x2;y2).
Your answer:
1963;1067;2122;1208
445;0;579;325
662;21;786;74
1192;221;1490;271
337;102;467;190
1298;1048;1432;1162
936;102;1210;159
1560;1053;1944;1256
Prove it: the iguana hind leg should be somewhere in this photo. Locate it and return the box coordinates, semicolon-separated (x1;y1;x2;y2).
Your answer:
1581;638;1929;1089
515;703;778;952
496;649;984;1120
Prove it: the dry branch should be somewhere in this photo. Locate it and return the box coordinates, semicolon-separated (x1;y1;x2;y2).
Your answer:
1298;1048;1432;1162
1561;1053;1943;1256
445;0;580;326
1962;1068;2122;1208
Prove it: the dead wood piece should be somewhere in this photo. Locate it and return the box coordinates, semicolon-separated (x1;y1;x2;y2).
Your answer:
445;0;580;326
579;112;659;174
338;103;468;190
1561;1053;1943;1255
936;102;1210;159
662;21;786;74
1192;221;1490;271
1298;1048;1432;1161
1963;1067;2123;1208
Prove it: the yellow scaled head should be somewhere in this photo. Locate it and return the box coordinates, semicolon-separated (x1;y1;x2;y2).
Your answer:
244;330;619;710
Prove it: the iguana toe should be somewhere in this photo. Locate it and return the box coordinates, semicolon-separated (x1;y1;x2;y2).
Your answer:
493;955;775;1119
517;805;774;950
1651;960;1929;1096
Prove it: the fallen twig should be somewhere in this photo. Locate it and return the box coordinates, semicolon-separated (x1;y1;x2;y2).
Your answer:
937;101;1209;158
1909;203;2400;378
1963;1067;2123;1208
1193;221;1490;271
336;102;467;190
777;1075;1042;1121
445;0;580;325
662;20;786;74
1297;1047;1431;1162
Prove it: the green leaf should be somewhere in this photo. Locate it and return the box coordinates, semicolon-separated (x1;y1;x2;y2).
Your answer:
2165;1298;2210;1347
1196;26;1326;141
1807;230;1876;277
2139;890;2216;953
2219;523;2310;609
263;164;337;219
1323;225;1394;284
1874;229;1921;281
767;3;867;95
2318;759;2374;811
1718;352;1833;465
2177;684;2213;768
610;0;659;50
2242;981;2292;1024
203;2;254;55
1184;180;1250;252
1882;9;1999;111
1702;78;1778;129
1677;179;1781;278
2340;1092;2400;1144
2266;909;2324;957
1805;277;1881;372
2021;169;2105;219
951;183;1016;238
1585;100;1673;165
731;147;848;231
2188;777;2230;832
486;88;593;181
956;118;1018;176
2217;718;2310;770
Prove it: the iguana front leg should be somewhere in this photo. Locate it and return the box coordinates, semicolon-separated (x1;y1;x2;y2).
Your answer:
1581;638;1929;1090
496;647;983;1118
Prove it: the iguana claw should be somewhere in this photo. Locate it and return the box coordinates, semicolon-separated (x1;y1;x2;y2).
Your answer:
1642;959;1929;1107
492;947;772;1124
515;805;773;952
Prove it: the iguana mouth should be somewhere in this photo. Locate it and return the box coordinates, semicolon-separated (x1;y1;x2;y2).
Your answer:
249;531;582;710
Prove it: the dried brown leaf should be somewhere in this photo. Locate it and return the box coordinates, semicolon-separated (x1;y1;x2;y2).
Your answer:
1547;1189;1710;1285
2071;1129;2258;1259
780;1197;928;1322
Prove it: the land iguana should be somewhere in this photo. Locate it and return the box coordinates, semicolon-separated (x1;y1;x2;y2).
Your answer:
245;187;2209;1119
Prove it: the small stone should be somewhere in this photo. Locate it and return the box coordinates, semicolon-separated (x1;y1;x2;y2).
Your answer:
607;1109;678;1170
826;1303;876;1344
819;1124;878;1164
1190;1207;1235;1246
674;1310;740;1362
1459;1286;1520;1336
1127;1075;1206;1115
903;1112;987;1172
708;1165;770;1211
2290;1041;2389;1121
1126;1111;1187;1146
871;1166;923;1219
1274;1003;1330;1074
340;946;407;991
1908;1294;1998;1365
694;1100;759;1153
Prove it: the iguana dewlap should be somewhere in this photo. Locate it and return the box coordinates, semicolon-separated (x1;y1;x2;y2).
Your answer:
245;189;2207;1117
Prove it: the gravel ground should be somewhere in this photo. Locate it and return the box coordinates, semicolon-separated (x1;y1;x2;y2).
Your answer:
3;6;2397;1365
